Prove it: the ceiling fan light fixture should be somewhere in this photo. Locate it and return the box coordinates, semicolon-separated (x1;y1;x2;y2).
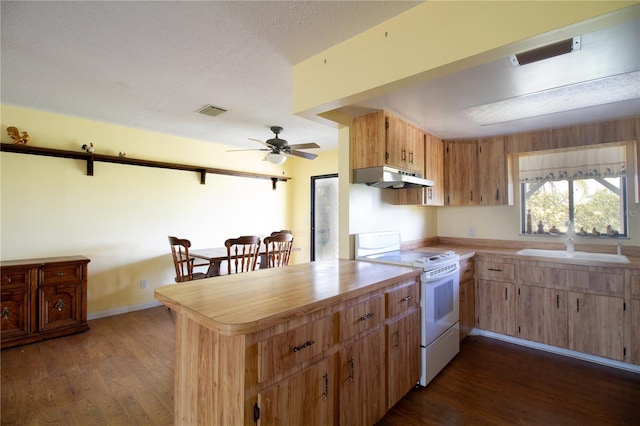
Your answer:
266;152;287;165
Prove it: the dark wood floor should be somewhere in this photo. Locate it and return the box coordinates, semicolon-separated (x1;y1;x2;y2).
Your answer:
2;306;639;425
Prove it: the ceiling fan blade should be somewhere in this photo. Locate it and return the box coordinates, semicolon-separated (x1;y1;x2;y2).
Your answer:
287;143;320;150
227;148;270;152
249;138;274;147
287;150;318;160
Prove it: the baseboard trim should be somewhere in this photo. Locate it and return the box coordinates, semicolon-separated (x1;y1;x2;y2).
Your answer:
469;329;640;374
87;300;164;320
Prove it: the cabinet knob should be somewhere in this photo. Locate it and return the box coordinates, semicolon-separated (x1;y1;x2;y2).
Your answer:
401;295;412;302
54;299;65;311
1;306;9;320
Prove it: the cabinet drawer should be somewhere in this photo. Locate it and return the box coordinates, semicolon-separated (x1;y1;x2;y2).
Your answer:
566;269;624;296
40;264;84;285
476;259;515;282
386;281;419;319
460;259;474;282
340;295;384;342
1;267;33;289
258;315;334;382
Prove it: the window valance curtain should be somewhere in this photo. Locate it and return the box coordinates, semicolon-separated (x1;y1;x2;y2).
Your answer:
518;143;626;183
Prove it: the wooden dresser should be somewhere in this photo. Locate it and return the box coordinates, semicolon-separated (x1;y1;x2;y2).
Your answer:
1;255;90;349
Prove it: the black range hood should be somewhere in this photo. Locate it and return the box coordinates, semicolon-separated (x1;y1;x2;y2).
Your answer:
353;165;434;189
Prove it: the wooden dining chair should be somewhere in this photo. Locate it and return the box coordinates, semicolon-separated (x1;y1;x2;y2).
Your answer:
224;235;261;274
270;229;292;236
168;236;209;282
263;232;294;268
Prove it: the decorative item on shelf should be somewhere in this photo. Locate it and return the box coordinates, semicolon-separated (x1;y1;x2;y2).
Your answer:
537;221;544;234
548;225;560;235
606;225;619;237
7;126;29;144
118;152;126;157
81;143;94;153
578;227;588;236
526;210;532;234
592;227;600;236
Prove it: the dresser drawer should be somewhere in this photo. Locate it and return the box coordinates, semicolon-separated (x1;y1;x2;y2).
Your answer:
1;267;33;289
340;295;384;342
386;281;419;319
39;264;84;285
258;315;334;382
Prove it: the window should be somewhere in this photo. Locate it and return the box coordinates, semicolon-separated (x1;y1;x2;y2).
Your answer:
519;143;628;237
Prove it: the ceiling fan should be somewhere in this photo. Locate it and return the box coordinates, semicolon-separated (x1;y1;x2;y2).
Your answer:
229;126;320;164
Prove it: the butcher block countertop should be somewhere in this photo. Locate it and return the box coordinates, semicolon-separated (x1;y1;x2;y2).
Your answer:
155;259;421;336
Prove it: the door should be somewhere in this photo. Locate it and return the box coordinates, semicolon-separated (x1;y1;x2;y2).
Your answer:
311;174;339;261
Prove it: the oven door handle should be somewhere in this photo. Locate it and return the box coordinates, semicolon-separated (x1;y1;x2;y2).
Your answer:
422;263;460;283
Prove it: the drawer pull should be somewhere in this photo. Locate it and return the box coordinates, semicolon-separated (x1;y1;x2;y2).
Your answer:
393;330;400;349
322;373;329;400
2;306;9;320
360;313;375;321
56;272;66;277
54;299;64;311
401;295;412;302
488;268;503;272
292;340;315;352
3;276;11;284
348;357;355;382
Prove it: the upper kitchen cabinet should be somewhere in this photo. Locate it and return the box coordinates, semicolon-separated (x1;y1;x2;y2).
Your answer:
392;132;444;206
444;137;511;206
352;110;425;175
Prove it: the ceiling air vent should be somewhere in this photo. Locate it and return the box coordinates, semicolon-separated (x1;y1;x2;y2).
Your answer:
197;104;227;117
510;36;581;66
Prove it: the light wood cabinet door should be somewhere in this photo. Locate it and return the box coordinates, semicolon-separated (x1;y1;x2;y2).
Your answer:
257;356;335;426
339;330;386;426
477;137;508;205
386;309;420;409
568;292;624;361
476;280;516;336
631;299;640;365
517;285;568;348
445;140;478;205
351;110;386;169
424;133;444;205
459;258;475;341
405;122;425;175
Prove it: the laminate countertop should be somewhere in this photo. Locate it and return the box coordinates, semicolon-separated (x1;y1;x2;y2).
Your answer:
154;259;421;336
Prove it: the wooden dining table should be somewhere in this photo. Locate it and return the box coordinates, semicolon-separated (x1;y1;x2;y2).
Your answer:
190;246;298;277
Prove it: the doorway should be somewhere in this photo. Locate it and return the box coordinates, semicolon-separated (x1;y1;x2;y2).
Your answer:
310;174;339;261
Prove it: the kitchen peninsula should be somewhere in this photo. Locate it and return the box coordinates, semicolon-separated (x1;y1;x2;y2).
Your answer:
154;259;422;425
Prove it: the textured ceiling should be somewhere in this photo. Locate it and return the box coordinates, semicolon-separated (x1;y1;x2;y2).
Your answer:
1;1;420;152
1;1;638;155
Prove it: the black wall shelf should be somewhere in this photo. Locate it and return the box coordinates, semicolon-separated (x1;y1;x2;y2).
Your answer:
0;143;290;189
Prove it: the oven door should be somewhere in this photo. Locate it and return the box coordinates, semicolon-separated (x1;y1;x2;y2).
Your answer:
420;265;460;346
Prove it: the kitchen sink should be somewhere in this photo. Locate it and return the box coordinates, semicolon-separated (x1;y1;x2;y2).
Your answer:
515;248;630;264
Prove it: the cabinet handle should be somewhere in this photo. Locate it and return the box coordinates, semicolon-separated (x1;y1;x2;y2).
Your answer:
505;287;508;300
401;148;406;161
54;299;64;311
3;276;11;284
427;188;432;200
360;313;375;321
577;298;580;313
496;189;500;201
393;330;400;349
322;373;329;400
401;295;412;302
409;150;414;164
56;272;65;277
348;357;355;382
557;294;560;309
461;291;465;303
292;340;315;352
488;268;503;272
470;190;473;201
1;306;9;320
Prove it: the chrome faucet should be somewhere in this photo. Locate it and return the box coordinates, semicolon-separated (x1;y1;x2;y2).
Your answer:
565;221;575;252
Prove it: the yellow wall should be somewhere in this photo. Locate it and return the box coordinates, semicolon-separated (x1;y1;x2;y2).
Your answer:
0;105;337;317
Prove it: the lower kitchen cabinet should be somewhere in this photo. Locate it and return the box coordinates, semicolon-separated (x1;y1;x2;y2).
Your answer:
459;257;475;340
476;280;516;336
517;285;568;348
568;292;624;361
386;309;420;408
1;256;90;349
631;274;640;365
339;330;386;426
257;356;336;426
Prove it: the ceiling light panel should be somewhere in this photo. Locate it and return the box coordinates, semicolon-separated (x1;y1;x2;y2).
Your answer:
461;71;640;126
